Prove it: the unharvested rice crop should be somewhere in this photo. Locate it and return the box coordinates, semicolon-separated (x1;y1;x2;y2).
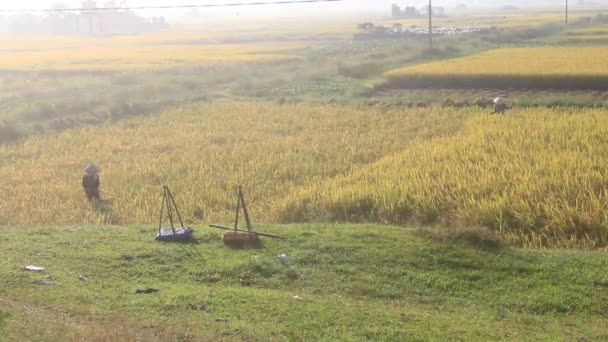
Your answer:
2;102;608;248
384;46;608;90
0;102;466;226
279;108;608;248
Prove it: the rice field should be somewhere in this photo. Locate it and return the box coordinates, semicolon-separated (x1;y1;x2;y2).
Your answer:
3;9;608;341
0;102;465;226
2;102;608;248
0;35;305;71
279;107;608;249
0;15;377;72
384;46;608;90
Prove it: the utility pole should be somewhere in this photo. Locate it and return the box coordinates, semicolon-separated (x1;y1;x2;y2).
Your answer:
428;0;432;49
565;0;569;24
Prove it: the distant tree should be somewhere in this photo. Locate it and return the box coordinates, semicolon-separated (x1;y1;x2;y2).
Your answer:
357;22;375;34
373;25;388;35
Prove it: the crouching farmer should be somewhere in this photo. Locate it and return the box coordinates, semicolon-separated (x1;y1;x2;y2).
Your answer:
82;163;101;201
492;97;509;115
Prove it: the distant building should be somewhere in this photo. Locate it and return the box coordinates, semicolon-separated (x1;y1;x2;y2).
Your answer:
423;5;446;17
435;7;446;16
0;0;168;35
79;1;103;35
391;4;421;19
77;0;169;35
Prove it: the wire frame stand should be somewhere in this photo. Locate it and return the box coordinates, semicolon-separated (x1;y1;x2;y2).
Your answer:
222;186;259;247
209;186;285;247
156;186;194;242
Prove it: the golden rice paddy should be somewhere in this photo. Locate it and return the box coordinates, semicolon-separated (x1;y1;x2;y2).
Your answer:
2;102;608;248
0;34;305;71
384;46;608;89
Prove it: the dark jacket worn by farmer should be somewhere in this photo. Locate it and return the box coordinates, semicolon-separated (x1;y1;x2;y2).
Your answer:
492;97;509;115
82;173;100;200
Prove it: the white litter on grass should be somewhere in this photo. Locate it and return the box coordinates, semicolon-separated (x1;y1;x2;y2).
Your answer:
292;295;303;300
22;265;45;272
278;253;289;264
41;275;59;286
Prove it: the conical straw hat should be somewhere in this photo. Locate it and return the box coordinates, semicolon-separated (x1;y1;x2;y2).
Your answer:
84;163;100;174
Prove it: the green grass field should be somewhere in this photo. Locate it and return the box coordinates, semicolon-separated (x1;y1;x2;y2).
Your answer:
0;224;607;340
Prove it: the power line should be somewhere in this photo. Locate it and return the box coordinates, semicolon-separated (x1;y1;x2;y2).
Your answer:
0;0;343;13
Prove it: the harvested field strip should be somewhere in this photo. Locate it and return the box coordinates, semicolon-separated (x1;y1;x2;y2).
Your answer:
558;37;608;44
564;24;608;35
564;31;608;36
384;47;608;90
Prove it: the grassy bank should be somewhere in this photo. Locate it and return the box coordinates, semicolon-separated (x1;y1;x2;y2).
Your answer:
0;224;606;340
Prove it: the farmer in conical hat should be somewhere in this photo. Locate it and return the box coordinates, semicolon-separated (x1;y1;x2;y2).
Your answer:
82;163;101;201
491;97;509;115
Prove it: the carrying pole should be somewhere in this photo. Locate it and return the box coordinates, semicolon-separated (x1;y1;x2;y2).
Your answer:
158;188;166;235
164;186;175;232
166;187;185;228
239;186;252;232
234;188;241;233
209;225;285;239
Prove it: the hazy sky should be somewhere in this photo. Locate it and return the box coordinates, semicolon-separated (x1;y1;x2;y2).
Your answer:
0;1;415;20
1;1;605;18
0;1;376;16
1;0;593;10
